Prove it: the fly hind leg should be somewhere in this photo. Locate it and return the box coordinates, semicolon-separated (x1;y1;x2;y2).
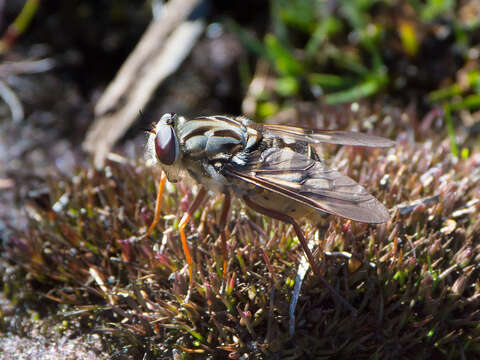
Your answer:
243;196;357;315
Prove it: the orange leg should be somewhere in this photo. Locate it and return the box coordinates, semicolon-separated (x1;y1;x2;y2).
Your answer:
219;193;231;277
179;187;207;287
243;196;357;315
143;171;167;238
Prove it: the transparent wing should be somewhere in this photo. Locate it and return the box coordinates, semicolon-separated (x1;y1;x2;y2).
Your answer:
261;124;395;147
224;147;390;223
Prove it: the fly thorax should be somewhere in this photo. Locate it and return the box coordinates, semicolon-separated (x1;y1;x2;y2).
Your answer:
245;127;261;150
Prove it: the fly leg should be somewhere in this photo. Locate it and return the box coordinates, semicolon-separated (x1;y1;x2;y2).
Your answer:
243;196;357;315
243;196;320;274
179;187;207;288
143;171;167;238
219;193;231;277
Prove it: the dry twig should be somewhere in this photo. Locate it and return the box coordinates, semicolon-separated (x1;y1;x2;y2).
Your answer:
83;0;205;168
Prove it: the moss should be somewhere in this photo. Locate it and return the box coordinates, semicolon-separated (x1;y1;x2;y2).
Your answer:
2;107;479;358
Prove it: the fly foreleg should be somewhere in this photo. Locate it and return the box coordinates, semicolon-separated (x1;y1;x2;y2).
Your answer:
143;171;167;238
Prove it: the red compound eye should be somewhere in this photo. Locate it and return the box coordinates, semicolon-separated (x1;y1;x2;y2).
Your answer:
155;126;178;165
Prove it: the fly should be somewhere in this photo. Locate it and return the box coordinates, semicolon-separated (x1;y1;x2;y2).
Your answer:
143;113;394;307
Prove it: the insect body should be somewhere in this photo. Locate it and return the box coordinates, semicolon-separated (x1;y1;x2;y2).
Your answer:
145;113;394;289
